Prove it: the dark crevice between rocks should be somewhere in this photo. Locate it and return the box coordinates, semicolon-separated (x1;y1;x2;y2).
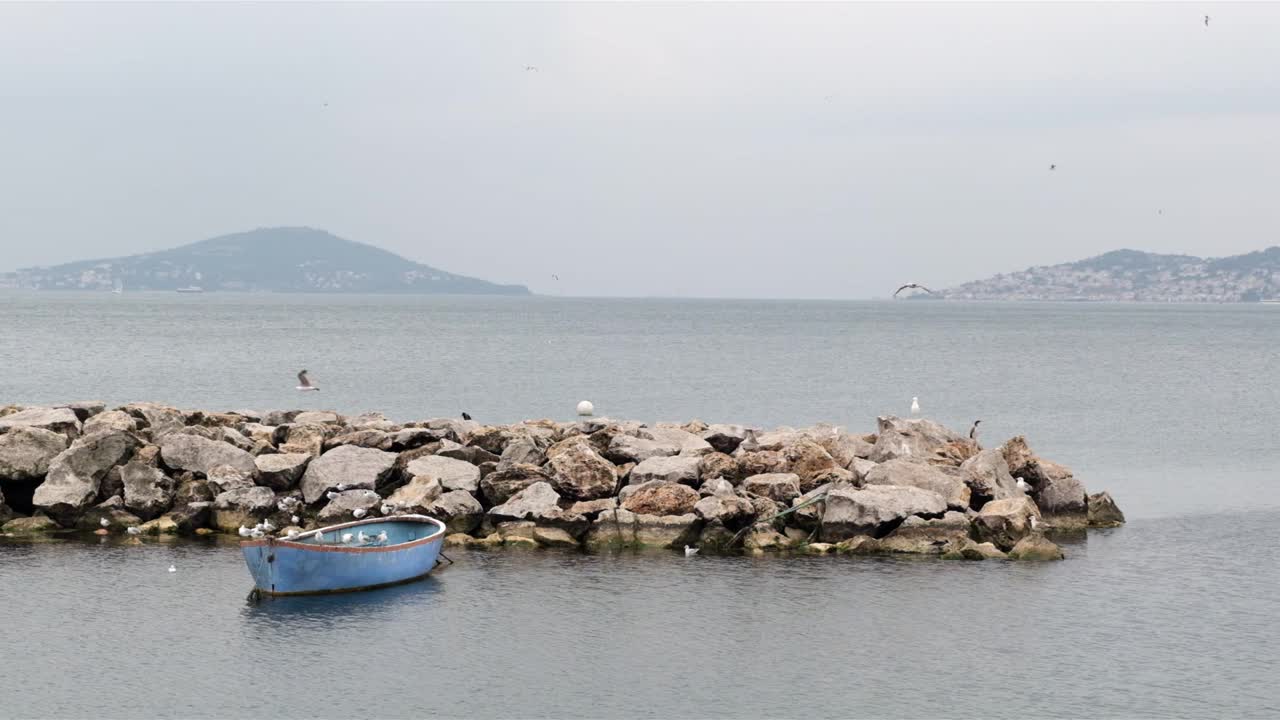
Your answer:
870;516;907;539
0;477;40;516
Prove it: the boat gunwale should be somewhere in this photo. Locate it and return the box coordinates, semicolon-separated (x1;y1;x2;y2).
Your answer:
239;514;446;555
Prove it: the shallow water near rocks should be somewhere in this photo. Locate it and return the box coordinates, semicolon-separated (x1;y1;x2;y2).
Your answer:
2;294;1279;717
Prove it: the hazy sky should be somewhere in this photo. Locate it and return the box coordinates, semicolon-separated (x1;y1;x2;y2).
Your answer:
2;2;1279;298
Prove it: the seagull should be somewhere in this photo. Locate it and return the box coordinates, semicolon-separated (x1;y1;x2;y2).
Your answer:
341;532;354;544
291;514;300;524
1049;164;1056;171
524;65;538;72
296;369;320;392
380;503;395;515
894;283;934;297
314;531;324;543
461;412;471;421
551;274;559;281
238;526;252;537
684;545;699;557
99;518;110;528
326;491;339;501
286;529;299;539
336;483;348;491
357;531;369;544
262;520;275;532
168;564;176;573
250;528;265;539
1029;515;1041;530
126;526;141;535
376;530;388;543
969;419;982;441
353;508;367;519
1204;14;1210;27
1016;478;1032;492
911;396;920;414
739;428;760;453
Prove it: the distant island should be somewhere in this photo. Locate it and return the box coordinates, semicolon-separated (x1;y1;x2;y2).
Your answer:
0;227;531;295
940;247;1280;302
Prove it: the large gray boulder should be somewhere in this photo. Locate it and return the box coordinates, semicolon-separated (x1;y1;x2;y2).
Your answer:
82;410;139;436
863;458;971;510
960;448;1023;505
819;484;948;542
425;490;485;534
299;445;396;504
741;473;802;503
488;482;570;525
973;496;1041;550
279;423;329;456
1087;491;1125;528
619;481;699;516
32;430;139;526
316;488;382;522
479;463;550;506
605;434;680;464
386;475;443;513
77;496;142;531
254;453;312;491
878;512;973;555
545;441;617;500
0;407;82;441
159;434;256;479
693;493;756;529
404;455;481;493
868;416;963;463
496;438;546;470
1032;468;1088;526
819;432;875;467
697;452;739;483
780;440;837;482
701;424;748;454
584;508;701;549
211;486;276;531
628;455;701;487
637;427;712;456
0;426;68;480
120;402;186;438
294;411;341;425
121;462;176;520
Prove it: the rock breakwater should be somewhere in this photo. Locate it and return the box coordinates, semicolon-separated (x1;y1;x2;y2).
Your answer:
0;403;1125;560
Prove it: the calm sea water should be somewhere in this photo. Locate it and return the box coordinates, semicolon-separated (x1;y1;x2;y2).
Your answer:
2;292;1278;718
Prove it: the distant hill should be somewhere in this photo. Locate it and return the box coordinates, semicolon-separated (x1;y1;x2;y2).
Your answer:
941;247;1280;302
0;227;530;295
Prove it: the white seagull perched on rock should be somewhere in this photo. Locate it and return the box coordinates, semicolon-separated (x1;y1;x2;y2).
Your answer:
911;397;920;415
291;515;300;524
353;508;367;519
126;526;141;535
337;483;348;491
261;520;275;532
684;545;699;557
1029;515;1041;530
326;491;339;501
296;369;320;392
238;526;252;537
1016;478;1032;492
99;518;110;528
250;528;265;539
380;503;395;516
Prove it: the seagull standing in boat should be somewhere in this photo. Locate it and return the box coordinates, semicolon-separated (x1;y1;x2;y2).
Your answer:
376;530;388;543
296;370;320;392
314;531;324;543
341;532;354;544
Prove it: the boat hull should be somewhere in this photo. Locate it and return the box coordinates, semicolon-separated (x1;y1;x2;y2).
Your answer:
240;516;446;596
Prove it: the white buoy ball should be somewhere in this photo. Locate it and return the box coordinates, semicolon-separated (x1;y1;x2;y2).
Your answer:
576;400;595;416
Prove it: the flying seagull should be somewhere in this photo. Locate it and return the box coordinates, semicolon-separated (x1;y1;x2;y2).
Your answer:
461;412;472;421
1204;15;1210;26
893;283;934;297
969;419;982;441
524;65;538;72
296;370;320;392
1049;164;1056;171
551;274;559;281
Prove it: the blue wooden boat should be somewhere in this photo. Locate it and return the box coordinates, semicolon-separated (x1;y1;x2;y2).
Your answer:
240;515;447;596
